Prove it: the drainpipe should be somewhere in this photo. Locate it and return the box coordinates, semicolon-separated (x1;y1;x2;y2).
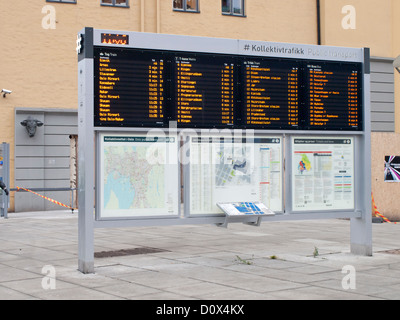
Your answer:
317;0;321;45
141;0;145;32
157;0;161;33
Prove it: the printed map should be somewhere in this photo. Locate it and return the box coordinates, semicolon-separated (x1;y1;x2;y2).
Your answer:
215;146;252;187
103;145;165;210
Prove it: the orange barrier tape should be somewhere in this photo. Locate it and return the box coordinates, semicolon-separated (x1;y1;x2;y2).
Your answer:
371;192;397;224
16;187;77;212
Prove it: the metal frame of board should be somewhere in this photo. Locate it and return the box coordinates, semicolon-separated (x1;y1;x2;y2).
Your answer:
77;27;371;274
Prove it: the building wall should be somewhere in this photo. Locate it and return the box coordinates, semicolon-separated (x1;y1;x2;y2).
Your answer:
14;109;77;211
320;0;393;57
161;0;318;43
371;58;395;132
371;132;400;221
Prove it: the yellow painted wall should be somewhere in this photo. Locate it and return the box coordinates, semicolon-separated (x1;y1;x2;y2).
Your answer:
161;0;318;43
320;0;393;57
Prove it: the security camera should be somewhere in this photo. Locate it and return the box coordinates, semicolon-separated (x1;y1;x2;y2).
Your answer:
1;89;12;98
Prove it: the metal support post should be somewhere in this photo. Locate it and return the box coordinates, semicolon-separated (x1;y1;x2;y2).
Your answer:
350;48;372;256
77;27;95;273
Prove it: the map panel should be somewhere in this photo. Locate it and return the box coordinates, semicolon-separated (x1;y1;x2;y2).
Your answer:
189;135;283;215
99;134;179;219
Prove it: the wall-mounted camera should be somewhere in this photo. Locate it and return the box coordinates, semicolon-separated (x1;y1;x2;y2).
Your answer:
1;89;12;98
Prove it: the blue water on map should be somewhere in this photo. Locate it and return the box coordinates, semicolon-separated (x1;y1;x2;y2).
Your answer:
104;172;135;209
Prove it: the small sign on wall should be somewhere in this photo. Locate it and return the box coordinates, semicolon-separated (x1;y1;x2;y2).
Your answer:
384;156;400;182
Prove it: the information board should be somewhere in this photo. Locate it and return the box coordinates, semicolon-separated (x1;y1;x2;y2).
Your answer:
93;46;363;131
98;133;179;219
291;137;355;211
188;135;283;215
217;202;275;216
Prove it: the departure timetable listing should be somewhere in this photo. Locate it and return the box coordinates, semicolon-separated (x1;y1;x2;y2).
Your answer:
175;55;235;127
306;62;361;130
243;60;299;128
94;48;166;127
93;46;363;131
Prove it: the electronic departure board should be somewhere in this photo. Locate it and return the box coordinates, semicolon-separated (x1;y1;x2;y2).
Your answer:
306;62;362;130
175;54;235;127
94;48;167;127
93;47;363;131
242;59;299;129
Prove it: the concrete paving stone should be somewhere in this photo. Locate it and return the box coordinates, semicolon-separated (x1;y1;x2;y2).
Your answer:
267;285;381;300
388;263;400;270
0;284;39;300
191;287;276;300
257;268;340;284
246;257;305;269
122;270;207;290
0;266;41;283
372;289;400;300
164;281;233;298
135;291;196;300
175;256;238;268
285;264;341;275
0;250;26;262
94;263;144;277
1;277;77;295
0;257;55;271
354;272;400;287
212;275;308;294
96;281;163;299
311;278;391;297
5;246;74;262
32;285;124;300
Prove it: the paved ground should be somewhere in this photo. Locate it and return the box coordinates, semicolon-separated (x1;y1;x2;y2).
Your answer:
0;210;400;300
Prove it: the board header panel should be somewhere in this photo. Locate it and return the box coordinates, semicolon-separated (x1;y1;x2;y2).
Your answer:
92;29;364;63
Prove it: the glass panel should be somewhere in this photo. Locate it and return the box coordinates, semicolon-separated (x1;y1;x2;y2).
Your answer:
101;0;112;4
222;0;231;13
233;0;243;14
116;0;128;4
186;0;197;11
173;0;184;9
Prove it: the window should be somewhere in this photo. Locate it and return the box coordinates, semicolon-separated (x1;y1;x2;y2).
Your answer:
173;0;199;12
46;0;77;3
101;0;129;7
222;0;245;16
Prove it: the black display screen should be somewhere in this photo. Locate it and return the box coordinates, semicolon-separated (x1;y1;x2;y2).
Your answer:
242;59;300;129
305;62;362;130
94;48;167;127
93;46;363;131
174;54;236;127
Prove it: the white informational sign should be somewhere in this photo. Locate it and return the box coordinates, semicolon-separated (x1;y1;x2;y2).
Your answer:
98;133;179;219
189;136;283;215
217;202;275;216
291;137;355;211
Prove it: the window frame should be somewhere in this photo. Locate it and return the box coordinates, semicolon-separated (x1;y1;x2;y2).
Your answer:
46;0;77;3
100;0;130;8
222;0;246;17
173;0;200;13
